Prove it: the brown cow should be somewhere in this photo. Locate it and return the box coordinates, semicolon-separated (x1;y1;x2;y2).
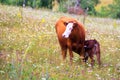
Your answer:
55;17;85;64
84;39;101;67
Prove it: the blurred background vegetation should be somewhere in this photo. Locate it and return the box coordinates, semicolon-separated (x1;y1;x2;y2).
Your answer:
0;0;120;19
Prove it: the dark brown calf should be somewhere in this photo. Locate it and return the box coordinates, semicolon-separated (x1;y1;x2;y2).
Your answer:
84;39;101;67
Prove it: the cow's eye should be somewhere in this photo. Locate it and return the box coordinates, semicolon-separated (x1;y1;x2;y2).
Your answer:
64;22;68;26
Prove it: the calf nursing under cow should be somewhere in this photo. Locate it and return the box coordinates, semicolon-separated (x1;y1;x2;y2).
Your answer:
84;39;101;67
55;17;101;66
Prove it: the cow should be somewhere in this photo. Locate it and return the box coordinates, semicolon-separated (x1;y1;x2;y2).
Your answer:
84;39;101;67
55;17;85;64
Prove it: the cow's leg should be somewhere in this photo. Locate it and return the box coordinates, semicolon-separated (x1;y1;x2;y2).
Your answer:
67;40;73;64
68;47;73;64
61;47;67;60
80;47;85;62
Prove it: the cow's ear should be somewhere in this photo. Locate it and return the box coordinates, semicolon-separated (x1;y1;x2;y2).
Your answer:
64;22;69;26
73;22;78;27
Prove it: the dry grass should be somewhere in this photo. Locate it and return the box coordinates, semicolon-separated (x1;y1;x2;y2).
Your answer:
0;4;120;80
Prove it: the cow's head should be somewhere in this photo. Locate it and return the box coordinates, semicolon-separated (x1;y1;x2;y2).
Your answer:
62;21;77;38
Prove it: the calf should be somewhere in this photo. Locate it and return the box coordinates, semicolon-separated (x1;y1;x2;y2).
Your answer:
84;39;101;67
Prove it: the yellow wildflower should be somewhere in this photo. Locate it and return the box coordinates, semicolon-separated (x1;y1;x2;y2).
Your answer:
113;21;117;28
41;18;45;23
17;11;22;18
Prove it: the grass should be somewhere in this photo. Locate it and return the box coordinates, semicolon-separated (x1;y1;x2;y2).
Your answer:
0;4;120;80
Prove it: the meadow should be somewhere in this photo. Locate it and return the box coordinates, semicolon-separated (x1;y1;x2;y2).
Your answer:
0;4;120;80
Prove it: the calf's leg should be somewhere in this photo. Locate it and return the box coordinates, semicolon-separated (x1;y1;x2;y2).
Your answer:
96;52;101;66
89;54;95;67
84;52;89;62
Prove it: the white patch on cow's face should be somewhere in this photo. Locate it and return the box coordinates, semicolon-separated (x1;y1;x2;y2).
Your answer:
62;22;74;38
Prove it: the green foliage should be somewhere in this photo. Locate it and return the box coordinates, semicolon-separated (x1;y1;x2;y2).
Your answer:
80;0;100;15
0;0;53;9
40;0;53;9
96;0;120;19
59;0;67;12
0;0;17;5
108;0;120;18
96;6;109;17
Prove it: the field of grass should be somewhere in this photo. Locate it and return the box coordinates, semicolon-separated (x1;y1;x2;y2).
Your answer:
0;4;120;80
